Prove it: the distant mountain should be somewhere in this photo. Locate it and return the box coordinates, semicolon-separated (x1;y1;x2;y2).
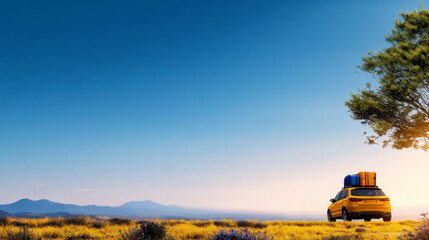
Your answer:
0;209;71;219
0;199;309;220
0;199;120;216
120;200;165;209
0;210;11;217
2;199;423;220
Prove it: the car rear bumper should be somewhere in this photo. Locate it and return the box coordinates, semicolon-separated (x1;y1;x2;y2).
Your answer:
349;211;391;219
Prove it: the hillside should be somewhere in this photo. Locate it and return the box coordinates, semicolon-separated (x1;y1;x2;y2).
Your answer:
0;199;301;220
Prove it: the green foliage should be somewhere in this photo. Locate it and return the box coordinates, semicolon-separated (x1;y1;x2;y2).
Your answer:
213;221;233;228
120;220;168;240
138;221;167;240
109;217;132;225
10;221;29;227
0;216;8;226
120;227;145;240
236;220;267;229
346;6;429;150
92;221;105;229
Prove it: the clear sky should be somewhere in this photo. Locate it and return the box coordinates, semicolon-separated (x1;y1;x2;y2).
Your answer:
1;0;428;214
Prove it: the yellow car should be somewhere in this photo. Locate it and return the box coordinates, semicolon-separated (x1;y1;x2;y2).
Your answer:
327;187;391;222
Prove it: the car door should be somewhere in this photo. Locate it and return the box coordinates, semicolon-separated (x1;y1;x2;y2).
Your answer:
331;191;343;217
341;189;349;210
334;190;347;217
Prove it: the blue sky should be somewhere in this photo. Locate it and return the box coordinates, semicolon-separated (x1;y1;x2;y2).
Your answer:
1;0;428;213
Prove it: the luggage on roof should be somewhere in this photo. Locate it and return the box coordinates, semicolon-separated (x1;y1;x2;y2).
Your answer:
344;174;360;188
358;171;376;187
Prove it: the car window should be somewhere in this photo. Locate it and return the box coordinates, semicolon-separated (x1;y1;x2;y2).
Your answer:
342;190;348;199
334;191;342;201
351;188;385;196
338;191;345;200
339;190;347;200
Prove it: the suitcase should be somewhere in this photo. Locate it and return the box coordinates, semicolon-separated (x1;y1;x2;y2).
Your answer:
358;171;376;186
344;174;360;187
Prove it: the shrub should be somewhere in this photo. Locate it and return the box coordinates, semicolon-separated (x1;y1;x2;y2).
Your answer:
236;220;267;229
121;227;145;240
193;220;212;227
65;233;92;240
213;228;273;240
163;219;185;226
10;221;28;227
140;221;167;240
186;232;206;239
92;221;105;229
109;217;132;225
43;218;65;227
213;220;234;228
6;226;40;240
403;213;429;239
120;220;168;240
0;216;8;226
63;216;91;226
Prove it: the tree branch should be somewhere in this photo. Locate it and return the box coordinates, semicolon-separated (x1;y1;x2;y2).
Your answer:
407;95;429;119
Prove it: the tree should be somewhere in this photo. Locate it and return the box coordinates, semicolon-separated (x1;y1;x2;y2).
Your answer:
346;6;429;150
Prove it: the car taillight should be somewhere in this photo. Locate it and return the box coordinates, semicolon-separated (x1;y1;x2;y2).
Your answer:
379;198;390;202
349;198;363;202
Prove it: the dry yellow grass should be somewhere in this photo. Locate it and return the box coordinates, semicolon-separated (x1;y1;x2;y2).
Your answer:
0;218;421;239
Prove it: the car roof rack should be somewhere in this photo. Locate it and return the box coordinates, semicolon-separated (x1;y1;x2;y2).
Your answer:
343;185;379;189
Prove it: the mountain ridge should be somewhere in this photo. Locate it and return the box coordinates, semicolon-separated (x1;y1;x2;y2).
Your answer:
0;199;426;220
0;199;297;220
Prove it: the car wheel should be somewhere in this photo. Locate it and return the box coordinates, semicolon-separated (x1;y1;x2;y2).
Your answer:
383;216;391;222
342;208;352;222
364;218;371;222
327;210;336;222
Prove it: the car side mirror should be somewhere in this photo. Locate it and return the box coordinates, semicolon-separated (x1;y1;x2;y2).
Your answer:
330;198;336;203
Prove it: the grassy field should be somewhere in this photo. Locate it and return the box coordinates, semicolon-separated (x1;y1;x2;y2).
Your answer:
0;217;421;239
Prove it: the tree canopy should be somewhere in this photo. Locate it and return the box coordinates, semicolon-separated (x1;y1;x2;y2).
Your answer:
346;7;429;150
